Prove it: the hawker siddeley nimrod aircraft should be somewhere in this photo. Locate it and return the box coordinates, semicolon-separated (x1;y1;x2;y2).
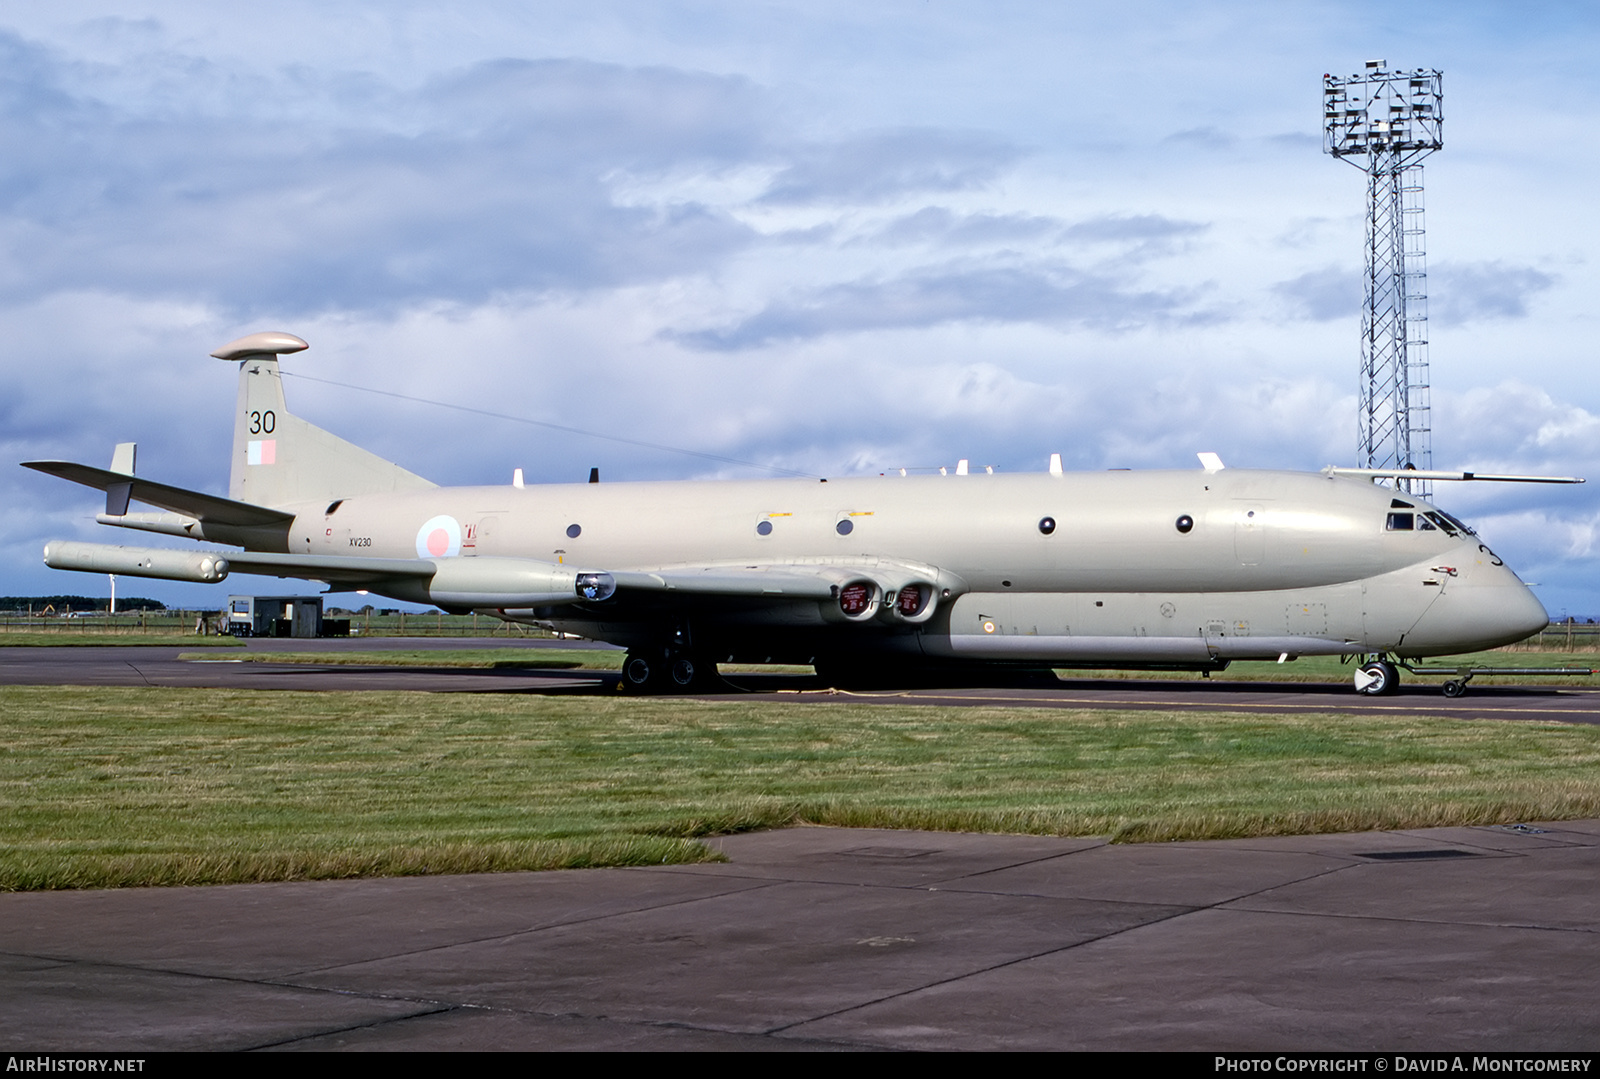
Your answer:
26;332;1583;696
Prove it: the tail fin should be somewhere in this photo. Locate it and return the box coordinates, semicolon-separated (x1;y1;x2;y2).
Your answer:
213;332;436;509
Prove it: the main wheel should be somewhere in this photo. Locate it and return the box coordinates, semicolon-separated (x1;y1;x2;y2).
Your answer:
1354;659;1398;696
622;652;660;693
669;656;700;688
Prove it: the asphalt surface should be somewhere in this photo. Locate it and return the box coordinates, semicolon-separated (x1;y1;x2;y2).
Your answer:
5;639;1599;1051
5;822;1599;1051
4;637;1600;722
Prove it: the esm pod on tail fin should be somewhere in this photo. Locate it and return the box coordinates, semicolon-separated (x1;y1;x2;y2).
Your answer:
26;332;1578;695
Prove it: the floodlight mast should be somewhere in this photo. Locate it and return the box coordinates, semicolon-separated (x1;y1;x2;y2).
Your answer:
1324;61;1443;498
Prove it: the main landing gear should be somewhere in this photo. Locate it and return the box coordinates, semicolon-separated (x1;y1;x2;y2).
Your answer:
621;649;720;694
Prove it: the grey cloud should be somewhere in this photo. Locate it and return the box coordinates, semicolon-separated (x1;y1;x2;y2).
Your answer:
1275;261;1558;326
1274;266;1360;321
758;127;1021;205
870;207;1062;247
0;43;766;314
668;262;1201;350
0;35;1045;318
1063;214;1207;243
1430;261;1557;324
1162;126;1237;149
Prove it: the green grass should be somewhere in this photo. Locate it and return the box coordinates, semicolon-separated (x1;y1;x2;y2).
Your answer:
3;685;1600;890
178;647;621;669
0;634;243;647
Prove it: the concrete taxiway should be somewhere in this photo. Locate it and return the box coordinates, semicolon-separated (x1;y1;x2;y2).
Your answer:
4;638;1599;722
4;822;1599;1051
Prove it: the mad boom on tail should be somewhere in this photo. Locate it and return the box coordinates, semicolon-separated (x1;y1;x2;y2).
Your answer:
26;332;1578;695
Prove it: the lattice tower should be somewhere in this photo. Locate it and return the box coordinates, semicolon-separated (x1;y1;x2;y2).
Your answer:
1324;62;1443;497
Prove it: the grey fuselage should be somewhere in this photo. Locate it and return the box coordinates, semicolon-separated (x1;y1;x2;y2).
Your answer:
278;466;1548;667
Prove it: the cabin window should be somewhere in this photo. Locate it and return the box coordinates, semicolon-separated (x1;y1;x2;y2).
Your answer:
566;523;582;539
756;520;773;536
1175;514;1194;534
1386;512;1414;531
325;500;344;515
836;519;853;536
1038;516;1056;535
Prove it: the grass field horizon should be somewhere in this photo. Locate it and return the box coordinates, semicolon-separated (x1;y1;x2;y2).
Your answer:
5;685;1599;892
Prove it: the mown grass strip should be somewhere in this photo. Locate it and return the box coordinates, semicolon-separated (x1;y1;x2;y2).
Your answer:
1;635;243;648
178;648;617;669
3;685;1598;890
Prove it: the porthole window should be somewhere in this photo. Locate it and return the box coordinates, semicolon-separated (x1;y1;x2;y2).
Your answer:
756;520;773;536
836;519;853;536
1175;515;1194;534
1038;516;1056;535
566;523;582;539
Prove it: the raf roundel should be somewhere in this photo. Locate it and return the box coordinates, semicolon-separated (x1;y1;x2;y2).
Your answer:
415;515;463;559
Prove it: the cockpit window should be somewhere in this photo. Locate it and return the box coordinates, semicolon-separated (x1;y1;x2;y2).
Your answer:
1386;512;1414;531
1390;498;1414;509
1422;511;1457;537
1435;509;1477;536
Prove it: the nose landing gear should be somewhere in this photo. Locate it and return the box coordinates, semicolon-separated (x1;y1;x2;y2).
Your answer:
1354;657;1399;695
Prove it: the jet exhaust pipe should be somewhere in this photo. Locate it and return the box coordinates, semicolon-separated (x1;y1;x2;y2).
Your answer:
878;579;939;624
833;578;880;622
43;540;230;583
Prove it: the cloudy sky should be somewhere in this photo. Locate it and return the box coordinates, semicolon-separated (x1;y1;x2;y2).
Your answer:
4;1;1598;616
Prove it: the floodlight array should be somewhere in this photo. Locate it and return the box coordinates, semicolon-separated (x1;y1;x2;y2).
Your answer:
1324;62;1443;165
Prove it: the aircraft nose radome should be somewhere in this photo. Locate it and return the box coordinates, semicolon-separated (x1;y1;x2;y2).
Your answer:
1508;580;1552;637
1406;563;1549;654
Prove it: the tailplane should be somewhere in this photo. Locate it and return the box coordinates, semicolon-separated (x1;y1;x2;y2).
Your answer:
214;332;436;509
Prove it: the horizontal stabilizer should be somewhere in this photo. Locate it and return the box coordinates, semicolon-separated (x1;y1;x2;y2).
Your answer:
23;462;296;526
1324;466;1586;485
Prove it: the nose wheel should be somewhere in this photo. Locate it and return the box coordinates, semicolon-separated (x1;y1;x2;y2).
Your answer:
1354;658;1399;695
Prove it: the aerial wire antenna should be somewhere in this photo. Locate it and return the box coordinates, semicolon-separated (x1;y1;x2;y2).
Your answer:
1324;60;1443;499
281;371;818;479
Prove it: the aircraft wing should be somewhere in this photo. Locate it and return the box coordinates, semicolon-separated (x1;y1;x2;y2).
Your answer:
22;461;295;526
610;565;842;599
216;551;436;586
600;559;962;625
